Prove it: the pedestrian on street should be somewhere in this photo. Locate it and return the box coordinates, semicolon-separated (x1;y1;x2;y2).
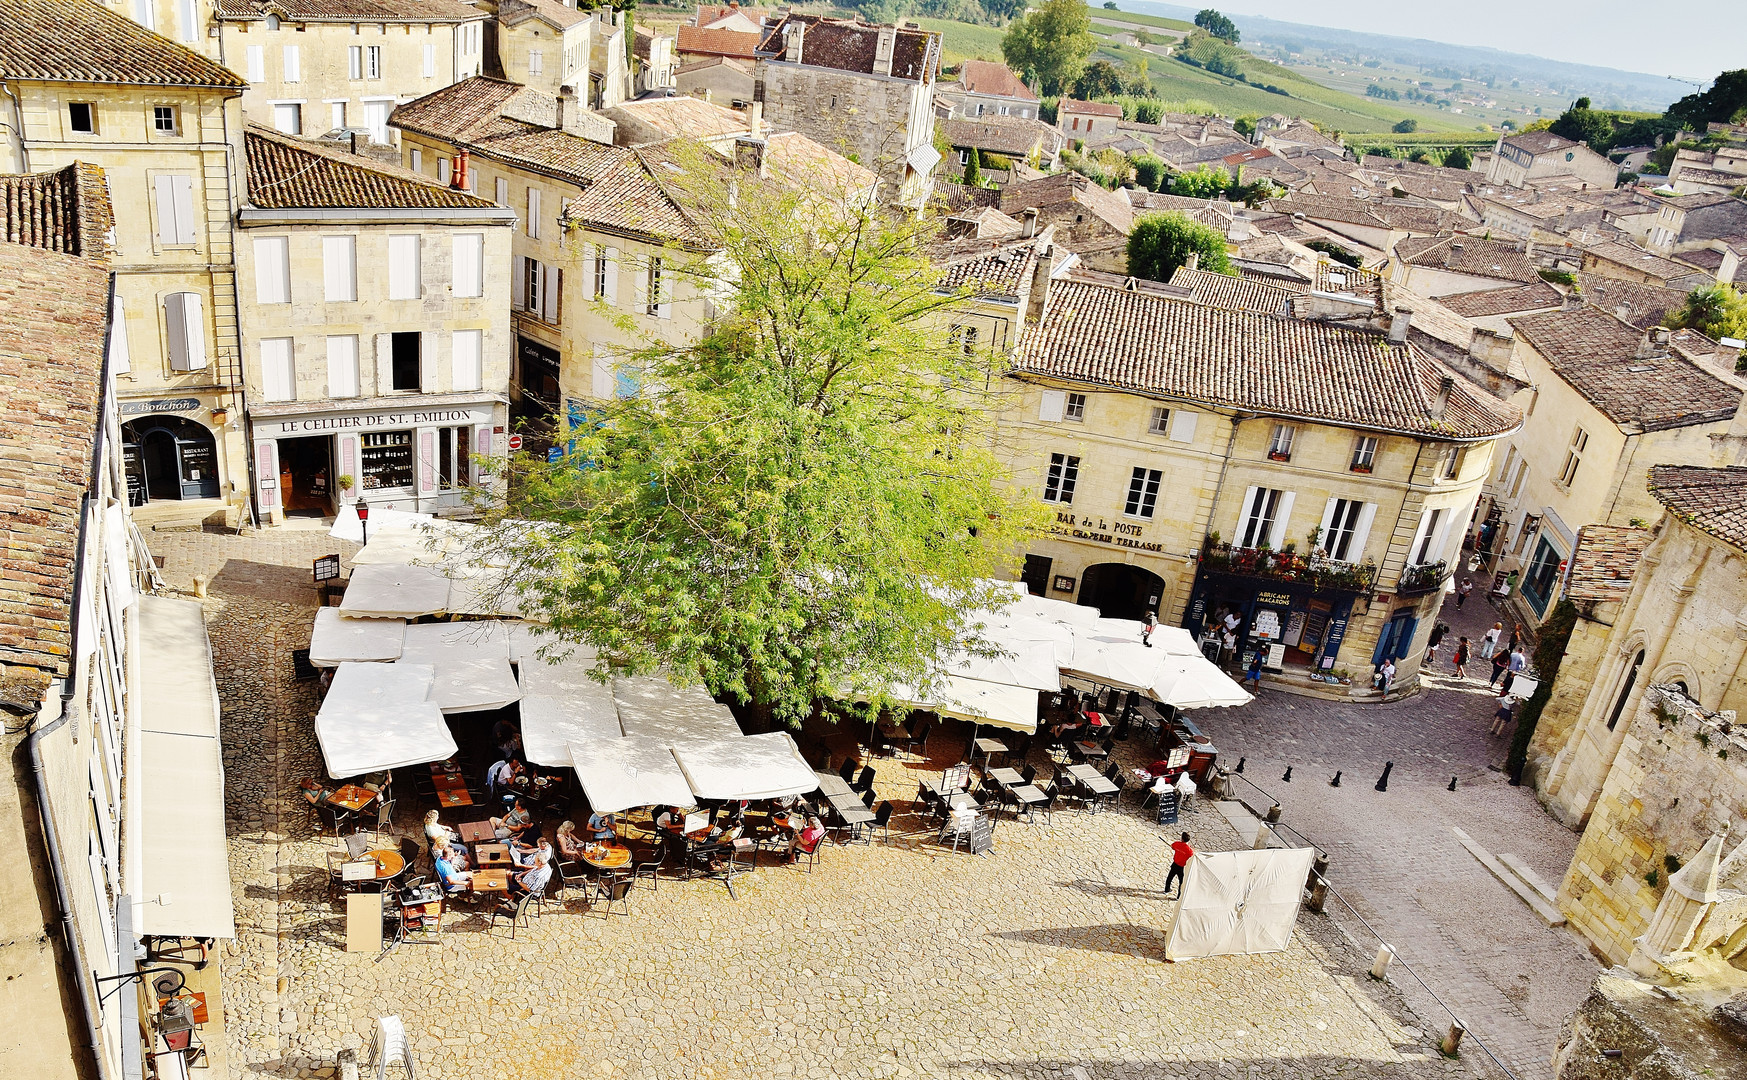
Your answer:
1142;611;1158;648
1165;832;1194;898
1491;693;1516;736
1479;622;1503;660
1488;648;1510;688
1456;578;1473;609
1426;623;1448;666
1507;624;1522;653
1452;636;1470;679
1503;646;1527;694
1244;649;1263;692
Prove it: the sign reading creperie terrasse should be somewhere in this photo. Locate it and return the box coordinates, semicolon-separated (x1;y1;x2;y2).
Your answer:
260;409;479;436
1050;511;1164;553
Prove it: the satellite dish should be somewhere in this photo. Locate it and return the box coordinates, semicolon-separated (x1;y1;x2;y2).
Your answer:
151;970;187;998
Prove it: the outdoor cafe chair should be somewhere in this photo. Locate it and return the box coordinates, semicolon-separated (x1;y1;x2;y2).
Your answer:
838;758;859;785
557;861;596;905
1021;763;1039;787
851;766;877;795
859;786;875;810
872;801;893;845
915;781;943;824
489;891;535;939
632;839;667;893
792;828;824;872
596;867;633;917
326;851;354;903
897;721;930;760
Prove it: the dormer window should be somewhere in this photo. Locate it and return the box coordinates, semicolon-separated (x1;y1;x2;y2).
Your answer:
265;13;279;29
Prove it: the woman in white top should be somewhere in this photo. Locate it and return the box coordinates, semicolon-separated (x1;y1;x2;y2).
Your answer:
424;809;458;849
1479;622;1503;660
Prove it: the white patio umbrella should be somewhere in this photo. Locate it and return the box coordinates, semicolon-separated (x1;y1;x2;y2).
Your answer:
1146;654;1253;709
893;674;1039;734
307;606;404;667
568;735;695;814
339;563;452;619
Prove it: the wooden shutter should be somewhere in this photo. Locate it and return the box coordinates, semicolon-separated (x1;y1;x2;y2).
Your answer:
283;45;301;82
388;235;420;299
452;233;482;298
323;235;355;301
1350;502;1377;562
450;329;482;392
1038;389;1065;421
1268;491;1296;550
255;236;289;303
327;335;359;398
165;292;206;371
511;255;527;310
108;307;130;375
602;247;619;304
1169;409;1197;443
261;337;295;401
526;187;540;238
543;266;562;325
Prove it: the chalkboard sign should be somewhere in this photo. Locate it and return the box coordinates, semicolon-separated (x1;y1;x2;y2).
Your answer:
1156;789;1180;826
967;812;994;855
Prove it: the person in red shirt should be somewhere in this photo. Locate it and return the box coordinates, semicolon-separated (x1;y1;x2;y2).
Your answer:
1166;832;1194;898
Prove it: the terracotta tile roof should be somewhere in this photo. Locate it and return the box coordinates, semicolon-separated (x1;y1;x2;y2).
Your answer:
1395;234;1537;283
1501;131;1579;157
497;0;588;29
1015;278;1520;439
1671;165;1745;187
934;234;1042;298
939;116;1060;158
0;163;113;259
1270;193;1456;234
758;14;938;83
953;60;1035;102
0;243;110;684
1059;99;1122;118
762;132;878;194
1582;240;1707;284
391;76;539;145
1509;306;1741;430
1575;273;1687;329
675;55;752;77
1000;172;1131;233
677;24;761;59
244;126;502;210
696;4;769;27
0;0;247;88
1435;279;1563;318
214;0;484;20
1564;525;1652;602
1649;466;1747;553
601;96;750;143
1168;266;1294;315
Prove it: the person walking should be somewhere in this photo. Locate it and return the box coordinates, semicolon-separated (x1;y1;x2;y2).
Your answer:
1426;623;1448;666
1479;622;1503;661
1452;636;1470;679
1165;832;1194;898
1244;649;1263;692
1503;646;1528;694
1506;624;1522;654
1456;578;1473;609
1488;647;1510;688
1491;692;1516;736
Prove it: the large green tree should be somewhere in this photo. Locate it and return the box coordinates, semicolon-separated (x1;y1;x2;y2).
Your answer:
1002;0;1094;96
1072;59;1125;99
1669;282;1747;342
474;151;1042;729
1193;8;1239;42
1127;211;1234;282
1666;70;1747;131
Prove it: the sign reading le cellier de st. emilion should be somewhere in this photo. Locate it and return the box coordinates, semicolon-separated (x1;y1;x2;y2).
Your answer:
261;408;479;436
1049;511;1164;553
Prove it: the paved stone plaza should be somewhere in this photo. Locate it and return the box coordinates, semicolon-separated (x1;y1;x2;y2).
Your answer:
147;528;1578;1079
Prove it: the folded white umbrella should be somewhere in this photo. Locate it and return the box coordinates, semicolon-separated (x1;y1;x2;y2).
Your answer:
339;563;452;619
614;674;743;745
446;568;526;619
569;735;695;814
671;732;819;801
403;656;522;714
307;607;404;667
519;645;621;767
314;662;453;776
1014;592;1102;627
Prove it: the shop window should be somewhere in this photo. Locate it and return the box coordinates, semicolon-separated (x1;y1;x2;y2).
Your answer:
1350;435;1376;472
438;426;471;489
1124;467;1162;519
1147;406;1170;436
359;431;413;490
1042;453;1079;504
1063;393;1086;421
1521;536;1562;613
390;332;421;391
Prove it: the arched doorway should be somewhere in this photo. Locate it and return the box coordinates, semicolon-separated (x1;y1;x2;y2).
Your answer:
1078;562;1166;621
122;415;219;504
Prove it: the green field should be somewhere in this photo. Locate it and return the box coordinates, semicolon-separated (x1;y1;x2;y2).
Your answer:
910;17;1009;68
1086;9;1197;33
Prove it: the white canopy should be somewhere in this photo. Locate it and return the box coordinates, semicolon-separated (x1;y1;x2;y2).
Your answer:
1014;592;1102;627
671;732;819;801
314;662;454;776
1165;847;1316;960
568;735;695;814
410;656;522;714
399;620;513;665
307;607;405;667
944;639;1061;692
350;518;485;568
519;644;621;766
340;563;453;619
1148;654;1254;709
614;675;743;745
445;568;525;619
330;505;432;545
1062;632;1203;694
895;674;1038;733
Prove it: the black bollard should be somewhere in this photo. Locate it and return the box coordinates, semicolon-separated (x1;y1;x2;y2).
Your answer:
1375;761;1394;792
1330;770;1341;787
1234;757;1245;774
1282;766;1293;783
1448;775;1458;791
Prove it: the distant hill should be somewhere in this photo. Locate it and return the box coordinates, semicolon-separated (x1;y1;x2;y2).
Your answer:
1112;1;1681;112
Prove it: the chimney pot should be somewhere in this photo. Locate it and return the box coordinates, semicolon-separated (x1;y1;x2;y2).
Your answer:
1186;252;1200;271
734;136;769;179
1431;375;1455;418
1020;207;1039;238
451;149;469;190
1389;307;1413;344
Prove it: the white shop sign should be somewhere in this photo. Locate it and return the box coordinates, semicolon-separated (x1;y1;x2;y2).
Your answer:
256;405;493;437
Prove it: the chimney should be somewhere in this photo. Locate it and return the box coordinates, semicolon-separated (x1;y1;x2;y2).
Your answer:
1636;328;1670;359
450;149;469;191
1388;306;1413;344
1467;327;1516;372
560;85;586;136
873;27;897;77
1186;252;1200;272
734;136;768;178
748;100;763;139
1024;243;1056;330
1020;206;1039;238
699;88;712;102
782;21;804;64
1430;375;1454;418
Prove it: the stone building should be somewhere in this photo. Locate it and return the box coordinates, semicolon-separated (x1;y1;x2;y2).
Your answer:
1056;98;1120;140
998;172;1132;272
234;126;516;522
0;0;253;527
210;0;488;143
1484;130;1619;190
1479;306;1744;628
753;13;941;206
997;270;1520;696
938;59;1038;121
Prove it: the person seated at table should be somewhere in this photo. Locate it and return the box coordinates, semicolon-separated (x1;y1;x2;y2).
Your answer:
586;810;618;842
432;845;474;893
785;815;826;862
424;809;459;850
555;821;584;862
491;795;534;842
484;757;518;800
491;718;521;758
513;835;555;869
654;806;685;833
510;852;551;897
720;801;749;829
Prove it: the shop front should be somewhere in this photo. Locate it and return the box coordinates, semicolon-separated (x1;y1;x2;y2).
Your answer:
1019;510;1197;623
1184;568;1365;676
120;397;229;507
248;394;505;523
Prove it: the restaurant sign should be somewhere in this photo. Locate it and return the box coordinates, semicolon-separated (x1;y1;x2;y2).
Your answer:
120;397;202;416
1049;511;1163;553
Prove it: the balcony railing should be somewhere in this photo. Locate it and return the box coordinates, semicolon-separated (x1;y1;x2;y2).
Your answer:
1200;541;1377;594
1397;560;1449;596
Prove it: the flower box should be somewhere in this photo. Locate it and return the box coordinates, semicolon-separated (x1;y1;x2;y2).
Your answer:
1267;450;1292;462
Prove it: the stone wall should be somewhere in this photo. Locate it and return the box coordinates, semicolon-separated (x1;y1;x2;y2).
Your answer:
1553;973;1747;1080
758;62;919;188
1557;687;1747;964
1526;608;1617;791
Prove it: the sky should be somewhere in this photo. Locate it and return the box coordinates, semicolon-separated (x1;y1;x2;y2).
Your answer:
1143;0;1743;81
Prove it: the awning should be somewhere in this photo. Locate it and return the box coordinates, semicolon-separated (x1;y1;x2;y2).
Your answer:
308;607;405;667
314;662;454;775
569;735;695;814
1147;654;1253;709
134;595;235;939
614;674;743;745
519;644;620;766
895;674;1038;733
398;620;513;665
1013;592;1104;627
330;505;433;545
1061;632;1202;692
445;568;525;618
671;732;819;801
943;639;1061;692
414;656;522;714
349;517;483;568
339;564;452;619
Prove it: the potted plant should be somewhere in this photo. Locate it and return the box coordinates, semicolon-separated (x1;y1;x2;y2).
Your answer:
336;474;356;498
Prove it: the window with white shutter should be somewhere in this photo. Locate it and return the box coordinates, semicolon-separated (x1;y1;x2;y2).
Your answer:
283;45;301;82
272;102;302;135
327;335;359;397
602;247;619;304
1147;406;1170;435
523;258;542;316
528;49;544;76
423;43;436;78
410;147;422;173
254;236;290;304
387;235;421;299
246;45;264;83
1169;409;1198;443
132;0;155;29
163;292;206;371
366;45;382;79
153;174;197;246
1037;389;1066;422
177;0;197;42
437;157;451;185
1238;487;1285;549
1318;498;1374;561
322;235;356;301
451;329;482;392
452;233;483;298
108;307;130;375
260;337;295;401
526;188;541;239
348;45;363;80
495;177;508;205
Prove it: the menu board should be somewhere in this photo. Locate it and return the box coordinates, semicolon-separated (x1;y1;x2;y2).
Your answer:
967;813;994;855
179;440;216;483
1156;789;1180;826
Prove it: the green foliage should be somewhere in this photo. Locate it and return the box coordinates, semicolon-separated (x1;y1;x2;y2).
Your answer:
1074;59;1126;99
962;147;982;187
1002;0;1095;95
1132;99;1163;124
1506;599;1579;780
1304;239;1359;268
1443;144;1473;170
1392;118;1418;133
1103;0;1116;6
1127;212;1233;282
1669;283;1747;341
1171;163;1229;198
1664;853;1684;876
1176;30;1242;78
1538;267;1577;286
1132;154;1166;191
1646;868;1660;889
1666;70;1747;131
1193;7;1239;43
474;154;1042;728
1365;84;1400;101
1233;113;1257;138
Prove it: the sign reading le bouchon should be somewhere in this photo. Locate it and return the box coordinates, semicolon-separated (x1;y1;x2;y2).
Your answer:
1050;511;1164;553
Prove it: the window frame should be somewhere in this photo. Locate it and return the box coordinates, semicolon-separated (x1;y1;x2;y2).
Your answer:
1124;466;1162;520
1558;426;1587;487
1350;435;1377;472
1239;487;1284;549
68;101;98;135
1063;392;1086;422
1147;406;1170;436
1267;423;1296;460
1042;453;1080;505
151;105;180;136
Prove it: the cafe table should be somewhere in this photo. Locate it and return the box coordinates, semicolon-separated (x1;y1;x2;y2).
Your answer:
580;842;631;870
362;848;406;881
457;819;497;844
436;787;474;809
1065;763;1120;810
474;843;513;868
470;869;510;893
432;771;467;793
326;784;379;813
972;737;1009;771
986;767;1025;789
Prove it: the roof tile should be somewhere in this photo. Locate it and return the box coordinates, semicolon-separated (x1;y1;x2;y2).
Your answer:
0;0;246;87
1650;466;1747;553
244;125;503;210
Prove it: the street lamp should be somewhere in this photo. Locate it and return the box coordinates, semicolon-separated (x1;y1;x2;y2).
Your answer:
356;497;370;546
